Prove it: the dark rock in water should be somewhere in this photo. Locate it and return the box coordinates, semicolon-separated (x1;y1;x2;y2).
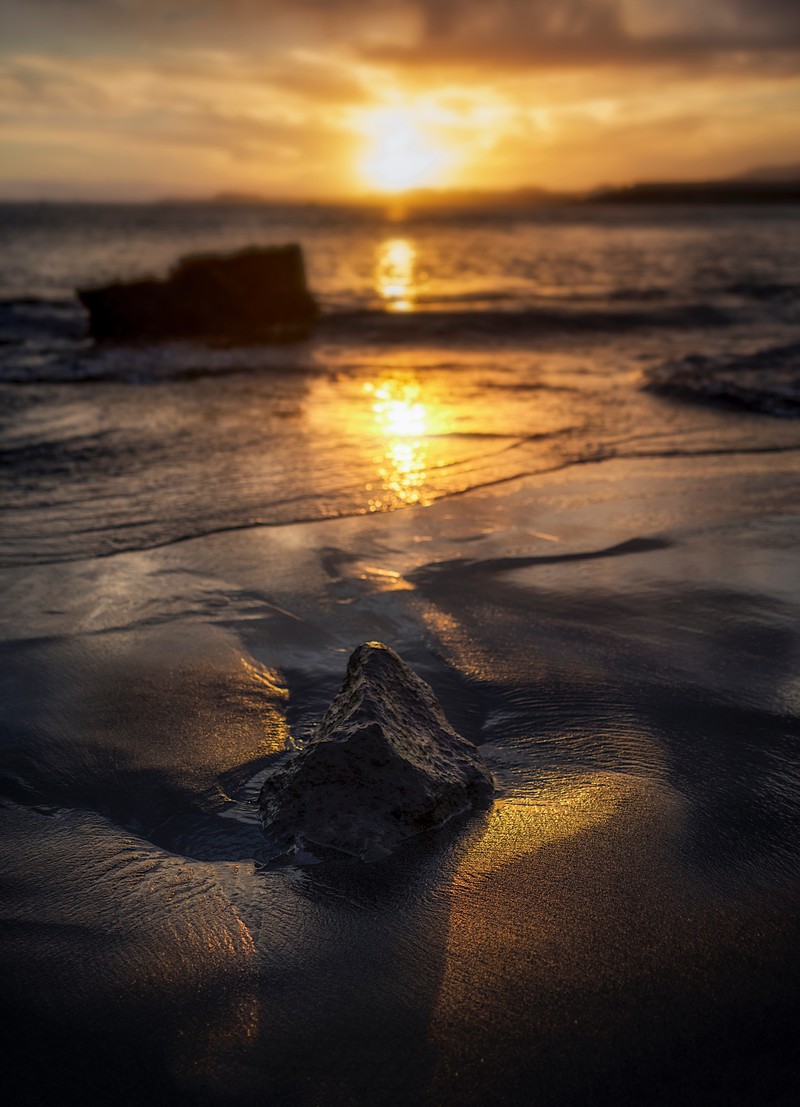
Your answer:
259;642;494;862
78;244;318;342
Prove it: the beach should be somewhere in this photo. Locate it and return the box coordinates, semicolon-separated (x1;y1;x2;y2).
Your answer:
2;201;800;1105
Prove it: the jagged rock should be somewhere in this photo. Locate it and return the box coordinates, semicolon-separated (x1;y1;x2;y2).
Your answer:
78;244;318;342
259;642;494;861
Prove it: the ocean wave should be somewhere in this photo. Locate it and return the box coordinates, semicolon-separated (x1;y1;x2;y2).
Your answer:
0;297;86;341
1;283;795;388
4;439;799;569
319;303;735;345
725;281;800;303
0;299;742;385
645;341;800;416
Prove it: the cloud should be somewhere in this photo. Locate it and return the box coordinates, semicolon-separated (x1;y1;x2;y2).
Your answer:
363;1;800;71
0;48;365;197
5;1;800;71
2;1;800;197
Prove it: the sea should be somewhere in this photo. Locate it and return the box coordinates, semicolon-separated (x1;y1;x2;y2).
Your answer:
2;200;800;570
2;200;800;1107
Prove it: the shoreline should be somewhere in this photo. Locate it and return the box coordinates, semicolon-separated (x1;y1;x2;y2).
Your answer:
3;449;800;1101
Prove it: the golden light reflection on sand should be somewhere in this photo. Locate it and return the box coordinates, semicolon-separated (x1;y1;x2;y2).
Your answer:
428;773;684;1095
375;238;418;312
363;375;441;510
429;775;628;1052
170;900;261;1099
455;774;625;881
239;656;290;753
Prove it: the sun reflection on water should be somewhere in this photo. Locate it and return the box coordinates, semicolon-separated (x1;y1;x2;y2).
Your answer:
363;376;438;510
376;238;418;312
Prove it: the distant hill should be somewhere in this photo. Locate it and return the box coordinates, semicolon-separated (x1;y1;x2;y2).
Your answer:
588;177;800;204
212;190;269;204
157;165;800;209
406;176;800;207
371;186;566;207
734;163;800;183
156;185;570;208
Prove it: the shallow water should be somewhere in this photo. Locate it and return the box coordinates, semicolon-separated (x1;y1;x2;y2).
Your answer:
2;203;800;1105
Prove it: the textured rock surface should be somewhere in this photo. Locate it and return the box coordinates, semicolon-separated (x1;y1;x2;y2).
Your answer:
259;642;494;861
78;244;318;342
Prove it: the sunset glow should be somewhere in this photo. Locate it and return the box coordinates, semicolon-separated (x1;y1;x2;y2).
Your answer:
1;4;799;199
358;107;454;193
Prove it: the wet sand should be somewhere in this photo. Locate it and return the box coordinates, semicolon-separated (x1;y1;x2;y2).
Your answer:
3;446;800;1105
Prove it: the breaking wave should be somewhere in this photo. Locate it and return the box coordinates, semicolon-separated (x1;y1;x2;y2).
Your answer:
646;341;800;416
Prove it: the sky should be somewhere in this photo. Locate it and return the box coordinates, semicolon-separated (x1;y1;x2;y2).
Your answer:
1;0;799;199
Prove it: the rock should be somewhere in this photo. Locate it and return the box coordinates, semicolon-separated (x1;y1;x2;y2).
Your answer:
78;244;318;342
259;642;494;861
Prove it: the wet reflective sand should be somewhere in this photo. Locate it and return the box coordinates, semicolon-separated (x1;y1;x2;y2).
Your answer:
3;436;800;1105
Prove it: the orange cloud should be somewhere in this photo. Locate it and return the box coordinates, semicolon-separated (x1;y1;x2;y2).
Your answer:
1;1;799;198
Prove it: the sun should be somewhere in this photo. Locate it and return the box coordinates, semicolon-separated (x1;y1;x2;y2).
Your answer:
358;106;452;193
